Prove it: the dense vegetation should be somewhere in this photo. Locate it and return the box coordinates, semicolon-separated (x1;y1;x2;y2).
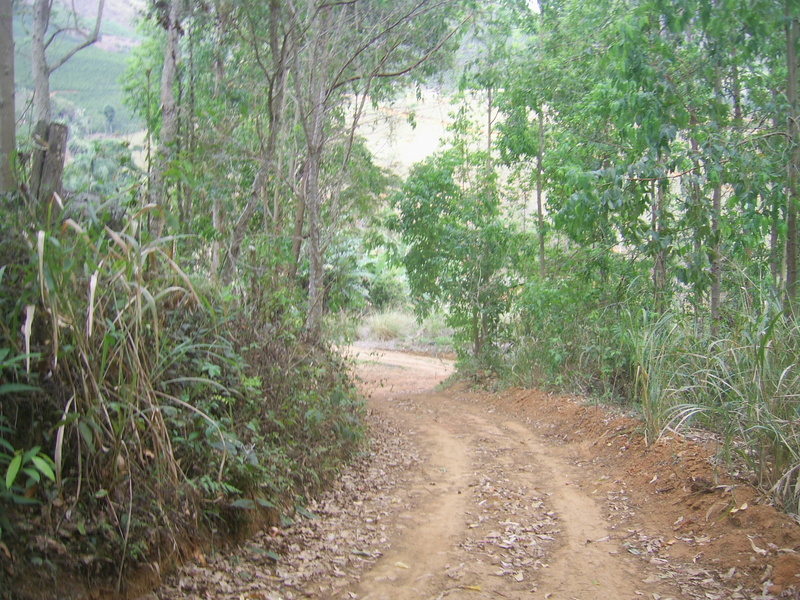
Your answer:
0;0;462;596
391;0;800;515
435;0;800;516
2;0;800;596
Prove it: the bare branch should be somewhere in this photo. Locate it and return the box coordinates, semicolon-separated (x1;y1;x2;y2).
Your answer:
333;13;468;93
48;0;105;75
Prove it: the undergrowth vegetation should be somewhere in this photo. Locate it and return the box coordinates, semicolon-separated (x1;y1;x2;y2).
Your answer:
503;247;800;514
0;196;364;594
357;309;454;355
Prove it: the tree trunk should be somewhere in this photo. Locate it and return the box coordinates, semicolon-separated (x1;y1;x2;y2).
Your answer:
709;64;724;334
32;0;104;126
486;83;493;177
212;194;222;277
300;5;331;342
710;184;721;336
30;122;68;206
472;307;483;359
304;144;325;341
785;3;799;314
652;178;668;313
290;176;306;281
32;0;50;125
731;51;742;122
0;0;14;193
222;0;288;280
536;109;545;279
771;93;782;289
771;203;780;287
151;0;182;239
687;128;706;313
221;164;267;283
303;60;327;339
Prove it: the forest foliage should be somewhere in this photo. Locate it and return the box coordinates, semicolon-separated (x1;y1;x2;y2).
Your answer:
0;0;465;594
393;0;800;516
2;0;800;595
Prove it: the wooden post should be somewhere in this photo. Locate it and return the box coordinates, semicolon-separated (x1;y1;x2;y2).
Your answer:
30;121;68;206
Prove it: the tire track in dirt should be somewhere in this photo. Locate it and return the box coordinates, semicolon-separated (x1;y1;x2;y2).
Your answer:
156;348;756;600
351;395;472;599
352;349;676;600
501;420;645;598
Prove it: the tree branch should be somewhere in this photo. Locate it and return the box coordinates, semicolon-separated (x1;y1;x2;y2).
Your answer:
332;12;468;93
625;159;731;183
47;0;105;75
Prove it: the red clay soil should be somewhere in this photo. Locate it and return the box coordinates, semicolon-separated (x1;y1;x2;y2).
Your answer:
482;386;800;597
5;349;800;600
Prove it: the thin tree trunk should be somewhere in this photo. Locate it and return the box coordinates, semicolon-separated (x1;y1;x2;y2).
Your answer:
222;0;288;280
210;6;225;279
32;0;51;125
785;3;799;314
213;4;227;98
151;0;182;239
472;307;482;358
300;5;332;341
32;0;104;126
771;203;780;287
653;177;668;313
709;65;724;334
771;92;782;288
0;0;14;193
38;123;67;204
731;51;742;122
688;128;706;314
302;47;327;339
290;170;306;281
212;195;221;276
486;84;493;177
537;109;545;279
305;143;325;340
222;164;267;283
710;184;721;335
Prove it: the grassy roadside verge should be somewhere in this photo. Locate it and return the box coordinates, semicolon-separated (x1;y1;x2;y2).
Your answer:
0;202;365;599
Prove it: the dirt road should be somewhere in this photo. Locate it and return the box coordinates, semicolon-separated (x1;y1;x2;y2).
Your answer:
157;348;800;600
349;348;666;600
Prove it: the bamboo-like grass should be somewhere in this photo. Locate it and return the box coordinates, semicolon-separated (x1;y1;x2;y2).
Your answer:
29;203;232;589
2;196;368;591
508;263;800;513
630;306;800;513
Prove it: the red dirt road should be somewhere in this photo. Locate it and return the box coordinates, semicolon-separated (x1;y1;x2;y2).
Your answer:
156;348;800;600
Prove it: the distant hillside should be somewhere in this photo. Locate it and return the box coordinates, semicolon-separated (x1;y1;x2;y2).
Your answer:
14;0;145;134
66;0;145;28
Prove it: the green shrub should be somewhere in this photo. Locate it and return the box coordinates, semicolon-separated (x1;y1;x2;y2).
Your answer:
361;310;418;341
506;247;800;512
0;196;365;589
508;250;641;400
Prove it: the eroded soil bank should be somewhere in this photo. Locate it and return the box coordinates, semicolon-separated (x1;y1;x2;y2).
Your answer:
152;348;800;600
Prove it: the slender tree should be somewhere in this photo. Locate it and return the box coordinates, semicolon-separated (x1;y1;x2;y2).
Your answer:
31;0;105;125
786;0;800;312
0;0;14;193
289;0;466;339
221;0;292;282
151;0;181;238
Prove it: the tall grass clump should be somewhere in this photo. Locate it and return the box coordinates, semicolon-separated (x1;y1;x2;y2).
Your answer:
637;301;800;513
507;247;800;512
357;308;454;355
0;198;365;594
361;310;418;341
